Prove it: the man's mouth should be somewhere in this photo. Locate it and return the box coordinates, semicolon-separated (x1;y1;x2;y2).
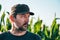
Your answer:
23;22;28;27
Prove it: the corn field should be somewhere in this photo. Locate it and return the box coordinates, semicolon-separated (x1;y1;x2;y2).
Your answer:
0;4;60;40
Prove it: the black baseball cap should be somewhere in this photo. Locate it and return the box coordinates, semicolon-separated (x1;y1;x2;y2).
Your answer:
11;4;34;15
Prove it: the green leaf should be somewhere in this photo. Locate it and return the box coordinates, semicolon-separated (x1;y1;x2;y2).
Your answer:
6;18;11;30
1;11;5;24
34;18;42;34
0;4;2;11
1;25;6;32
0;21;1;31
28;17;33;32
50;18;59;40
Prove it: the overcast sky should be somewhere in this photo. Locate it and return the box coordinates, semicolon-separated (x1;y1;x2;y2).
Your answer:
0;0;60;26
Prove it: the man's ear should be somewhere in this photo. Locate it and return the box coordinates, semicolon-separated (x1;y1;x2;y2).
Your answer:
9;15;15;23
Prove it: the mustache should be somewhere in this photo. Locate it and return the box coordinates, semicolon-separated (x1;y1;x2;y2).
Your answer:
23;22;28;25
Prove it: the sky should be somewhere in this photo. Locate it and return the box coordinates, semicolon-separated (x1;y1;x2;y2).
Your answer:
0;0;60;26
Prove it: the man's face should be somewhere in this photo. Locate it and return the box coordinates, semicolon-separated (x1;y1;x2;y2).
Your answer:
14;13;30;31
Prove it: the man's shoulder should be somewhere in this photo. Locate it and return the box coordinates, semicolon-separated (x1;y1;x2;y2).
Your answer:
0;31;9;37
27;31;41;40
27;31;40;36
0;31;10;40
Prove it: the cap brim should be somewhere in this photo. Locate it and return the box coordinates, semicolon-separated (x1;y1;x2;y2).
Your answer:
29;12;34;15
16;11;34;15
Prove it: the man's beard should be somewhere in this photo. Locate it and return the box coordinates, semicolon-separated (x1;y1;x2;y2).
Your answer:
16;23;28;31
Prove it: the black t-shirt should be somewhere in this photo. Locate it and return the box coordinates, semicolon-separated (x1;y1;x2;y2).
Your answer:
0;31;41;40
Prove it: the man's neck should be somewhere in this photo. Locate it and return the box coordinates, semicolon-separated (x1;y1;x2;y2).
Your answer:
9;26;27;36
10;30;27;36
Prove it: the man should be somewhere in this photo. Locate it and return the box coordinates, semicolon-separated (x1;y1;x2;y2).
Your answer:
0;4;41;40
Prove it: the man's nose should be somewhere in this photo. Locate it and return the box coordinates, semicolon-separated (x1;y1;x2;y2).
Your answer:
25;17;29;22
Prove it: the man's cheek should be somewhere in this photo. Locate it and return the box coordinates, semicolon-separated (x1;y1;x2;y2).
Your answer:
21;18;25;21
